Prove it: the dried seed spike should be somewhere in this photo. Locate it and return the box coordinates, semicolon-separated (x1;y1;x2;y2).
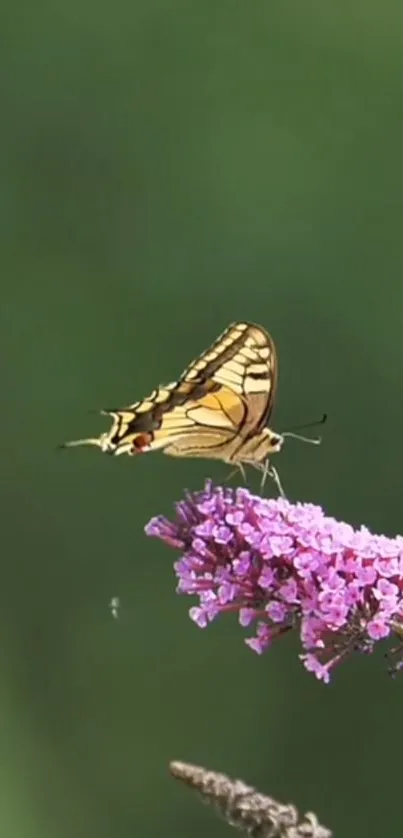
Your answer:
169;761;332;838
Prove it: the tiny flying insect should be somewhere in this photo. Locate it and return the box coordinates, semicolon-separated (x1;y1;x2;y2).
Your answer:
109;596;120;619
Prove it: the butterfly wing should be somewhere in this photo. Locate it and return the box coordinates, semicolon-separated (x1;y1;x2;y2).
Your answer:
155;388;245;459
178;321;277;437
64;322;277;460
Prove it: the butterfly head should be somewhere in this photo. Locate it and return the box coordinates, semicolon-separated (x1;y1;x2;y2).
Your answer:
264;416;326;454
239;428;284;465
265;430;284;454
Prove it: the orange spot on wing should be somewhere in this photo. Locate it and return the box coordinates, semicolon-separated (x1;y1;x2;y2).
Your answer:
189;388;245;427
132;432;153;451
196;393;223;410
215;388;245;424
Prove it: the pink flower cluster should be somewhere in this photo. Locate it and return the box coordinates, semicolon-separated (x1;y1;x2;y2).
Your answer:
145;481;403;682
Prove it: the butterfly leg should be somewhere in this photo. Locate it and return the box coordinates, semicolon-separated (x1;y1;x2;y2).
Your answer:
225;463;246;484
268;464;286;498
259;459;269;493
260;461;286;498
238;462;246;483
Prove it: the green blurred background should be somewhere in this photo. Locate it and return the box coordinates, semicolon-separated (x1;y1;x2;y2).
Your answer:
2;1;403;836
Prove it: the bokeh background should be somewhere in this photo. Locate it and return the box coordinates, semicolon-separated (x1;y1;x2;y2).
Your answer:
2;1;403;836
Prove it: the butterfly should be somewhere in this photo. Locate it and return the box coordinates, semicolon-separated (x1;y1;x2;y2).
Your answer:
63;321;322;495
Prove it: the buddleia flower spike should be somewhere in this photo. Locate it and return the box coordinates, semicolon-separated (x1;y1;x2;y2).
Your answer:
146;480;403;682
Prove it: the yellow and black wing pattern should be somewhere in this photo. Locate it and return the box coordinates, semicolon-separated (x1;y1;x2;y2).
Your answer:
64;322;279;463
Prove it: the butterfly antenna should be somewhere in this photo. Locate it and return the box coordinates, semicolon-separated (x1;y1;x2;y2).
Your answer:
282;412;327;445
282;431;322;445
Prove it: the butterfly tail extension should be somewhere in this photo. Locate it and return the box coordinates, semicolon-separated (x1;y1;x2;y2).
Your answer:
61;436;104;449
